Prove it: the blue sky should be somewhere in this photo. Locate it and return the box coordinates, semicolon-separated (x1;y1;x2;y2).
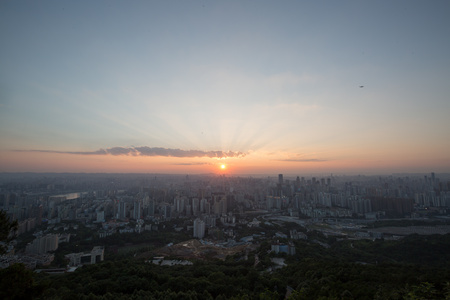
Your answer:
1;1;449;174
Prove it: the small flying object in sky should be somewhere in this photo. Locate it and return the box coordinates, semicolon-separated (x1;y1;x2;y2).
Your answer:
359;85;364;88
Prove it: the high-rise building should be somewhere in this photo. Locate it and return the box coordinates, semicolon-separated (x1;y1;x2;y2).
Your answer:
213;200;221;215
118;201;127;220
266;196;274;210
221;197;227;214
96;211;105;223
147;200;155;216
31;204;43;226
133;201;141;220
163;204;171;220
205;202;211;215
185;204;192;217
200;198;207;213
26;234;59;254
193;218;205;239
192;198;199;216
175;196;185;213
278;174;284;185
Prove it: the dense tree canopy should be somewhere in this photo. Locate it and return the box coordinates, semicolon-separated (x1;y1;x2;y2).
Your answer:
3;218;450;299
0;210;18;254
31;235;450;299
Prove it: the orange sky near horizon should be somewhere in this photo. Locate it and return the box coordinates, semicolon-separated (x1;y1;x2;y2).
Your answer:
1;150;449;176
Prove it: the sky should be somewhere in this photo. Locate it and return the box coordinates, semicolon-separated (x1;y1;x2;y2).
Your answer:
1;0;450;176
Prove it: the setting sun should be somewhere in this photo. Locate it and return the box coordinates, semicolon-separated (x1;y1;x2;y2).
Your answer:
220;164;226;170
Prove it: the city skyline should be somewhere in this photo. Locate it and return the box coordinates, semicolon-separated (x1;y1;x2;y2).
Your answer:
1;1;450;175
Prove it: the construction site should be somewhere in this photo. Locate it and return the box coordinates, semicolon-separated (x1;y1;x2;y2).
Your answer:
139;239;256;261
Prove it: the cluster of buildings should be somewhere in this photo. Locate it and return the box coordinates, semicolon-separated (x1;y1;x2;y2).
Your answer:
25;233;60;254
269;173;450;219
271;241;296;255
1;172;450;267
4;172;447;231
65;246;104;267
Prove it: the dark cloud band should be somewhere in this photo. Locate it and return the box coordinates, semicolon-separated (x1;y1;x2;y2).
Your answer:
17;147;246;159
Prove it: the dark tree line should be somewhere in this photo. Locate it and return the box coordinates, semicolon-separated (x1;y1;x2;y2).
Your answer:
31;235;450;299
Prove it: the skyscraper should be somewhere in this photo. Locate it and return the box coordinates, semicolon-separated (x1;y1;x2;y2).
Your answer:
163;204;171;220
133;201;141;220
147;200;155;217
193;218;205;239
26;234;59;254
118;201;127;220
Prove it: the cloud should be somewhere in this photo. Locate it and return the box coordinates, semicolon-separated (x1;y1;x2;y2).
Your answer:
16;147;246;159
172;162;210;166
278;158;327;162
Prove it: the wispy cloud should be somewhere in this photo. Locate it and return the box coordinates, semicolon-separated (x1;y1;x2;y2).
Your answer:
278;158;327;162
15;147;246;159
172;162;210;166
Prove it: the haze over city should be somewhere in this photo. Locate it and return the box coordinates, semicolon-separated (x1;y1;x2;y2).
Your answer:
1;1;449;175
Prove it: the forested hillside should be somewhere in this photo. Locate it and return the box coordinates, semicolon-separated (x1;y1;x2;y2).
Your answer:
3;234;448;299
